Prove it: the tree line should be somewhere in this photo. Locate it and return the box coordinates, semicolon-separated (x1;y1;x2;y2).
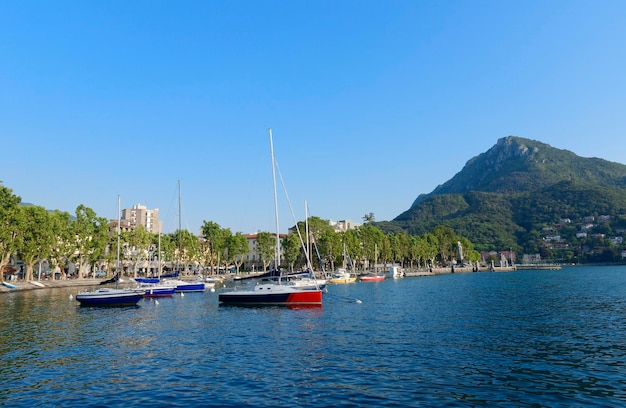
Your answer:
0;186;481;282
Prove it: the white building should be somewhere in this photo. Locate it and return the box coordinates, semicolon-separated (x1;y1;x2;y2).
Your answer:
120;204;162;233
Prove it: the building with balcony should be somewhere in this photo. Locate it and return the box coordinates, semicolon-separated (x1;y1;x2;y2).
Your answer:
110;203;162;233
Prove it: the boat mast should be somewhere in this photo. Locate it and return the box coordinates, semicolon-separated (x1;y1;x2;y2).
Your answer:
269;128;280;271
117;195;121;287
177;179;182;274
158;225;162;279
305;201;312;271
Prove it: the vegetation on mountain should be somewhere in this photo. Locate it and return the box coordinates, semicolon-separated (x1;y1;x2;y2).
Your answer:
380;136;626;262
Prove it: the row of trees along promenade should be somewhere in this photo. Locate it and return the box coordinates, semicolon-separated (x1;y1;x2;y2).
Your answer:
1;185;484;284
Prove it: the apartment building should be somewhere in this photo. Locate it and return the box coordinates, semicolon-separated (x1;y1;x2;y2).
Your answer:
119;204;162;233
328;219;362;232
243;232;287;271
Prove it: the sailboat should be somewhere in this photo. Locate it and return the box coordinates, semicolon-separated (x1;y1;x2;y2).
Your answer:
76;196;143;307
360;243;386;281
160;179;206;293
134;228;175;297
329;244;357;284
218;129;323;306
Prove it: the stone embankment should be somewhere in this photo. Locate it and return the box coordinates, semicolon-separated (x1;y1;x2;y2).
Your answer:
1;278;103;293
404;266;516;277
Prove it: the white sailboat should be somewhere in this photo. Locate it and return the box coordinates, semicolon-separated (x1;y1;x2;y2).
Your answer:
218;129;322;306
135;227;176;297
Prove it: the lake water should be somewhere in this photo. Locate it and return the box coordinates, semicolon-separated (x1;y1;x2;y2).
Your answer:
2;266;626;407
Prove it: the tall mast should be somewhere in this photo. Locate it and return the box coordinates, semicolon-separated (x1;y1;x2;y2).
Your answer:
305;201;312;271
178;179;182;235
117;195;121;274
269;128;280;269
158;224;162;278
177;179;182;272
117;195;121;287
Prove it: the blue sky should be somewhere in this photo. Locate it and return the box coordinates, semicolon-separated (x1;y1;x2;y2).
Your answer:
2;1;625;234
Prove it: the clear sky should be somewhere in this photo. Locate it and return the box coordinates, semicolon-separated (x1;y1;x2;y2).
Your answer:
2;1;625;234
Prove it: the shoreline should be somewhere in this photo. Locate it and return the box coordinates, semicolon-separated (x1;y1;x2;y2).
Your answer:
1;274;215;294
2;278;117;294
0;264;564;294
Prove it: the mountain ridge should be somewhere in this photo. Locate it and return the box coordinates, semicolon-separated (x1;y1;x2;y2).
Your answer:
412;136;626;207
380;136;626;256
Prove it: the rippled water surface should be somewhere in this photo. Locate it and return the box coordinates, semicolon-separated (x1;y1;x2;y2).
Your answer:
2;266;626;407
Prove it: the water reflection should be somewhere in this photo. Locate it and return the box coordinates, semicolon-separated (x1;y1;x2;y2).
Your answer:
2;267;626;407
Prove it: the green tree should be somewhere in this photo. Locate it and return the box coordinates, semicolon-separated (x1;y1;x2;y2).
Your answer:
432;225;457;265
201;221;229;274
391;232;410;268
343;229;362;270
18;205;55;281
256;231;276;271
227;232;248;273
318;228;342;272
359;223;384;270
423;232;439;268
176;229;199;275
281;233;301;272
0;186;22;277
48;210;73;280
69;205;110;279
124;225;153;278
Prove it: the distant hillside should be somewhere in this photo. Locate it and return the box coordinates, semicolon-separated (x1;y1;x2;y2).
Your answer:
378;136;626;256
412;136;626;205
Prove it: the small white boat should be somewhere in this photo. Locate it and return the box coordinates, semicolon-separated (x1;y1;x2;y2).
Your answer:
133;282;176;298
161;278;206;292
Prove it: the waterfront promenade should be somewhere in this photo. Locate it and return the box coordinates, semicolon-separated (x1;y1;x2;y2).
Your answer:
1;278;103;293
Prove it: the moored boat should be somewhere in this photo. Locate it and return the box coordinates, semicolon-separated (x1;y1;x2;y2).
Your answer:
219;281;322;306
329;268;357;284
162;278;206;292
218;129;322;307
100;273;120;285
2;281;18;290
77;196;143;307
76;288;143;307
136;283;176;297
360;273;386;282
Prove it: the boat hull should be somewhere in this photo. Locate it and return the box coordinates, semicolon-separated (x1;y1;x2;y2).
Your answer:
161;279;206;292
2;281;18;290
174;283;205;292
142;287;175;297
329;277;357;284
360;276;385;282
134;277;160;284
219;284;322;306
76;289;143;307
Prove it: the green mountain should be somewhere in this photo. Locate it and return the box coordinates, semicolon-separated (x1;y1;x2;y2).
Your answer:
378;136;626;256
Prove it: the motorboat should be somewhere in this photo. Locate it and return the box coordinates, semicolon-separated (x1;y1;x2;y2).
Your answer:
360;273;386;282
329;268;357;284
